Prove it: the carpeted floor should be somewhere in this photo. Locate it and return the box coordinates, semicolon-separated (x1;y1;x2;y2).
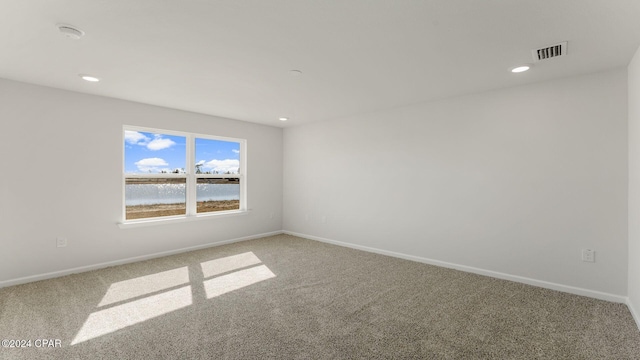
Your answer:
1;234;639;359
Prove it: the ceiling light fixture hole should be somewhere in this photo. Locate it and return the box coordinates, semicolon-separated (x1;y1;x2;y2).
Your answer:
79;74;100;82
510;65;531;73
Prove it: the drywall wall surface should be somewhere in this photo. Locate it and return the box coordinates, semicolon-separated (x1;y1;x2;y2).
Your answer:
284;69;628;295
629;46;640;320
0;79;283;283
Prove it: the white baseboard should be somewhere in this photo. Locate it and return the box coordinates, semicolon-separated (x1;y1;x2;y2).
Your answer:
0;230;284;289
627;298;640;331
3;228;634;321
283;230;627;304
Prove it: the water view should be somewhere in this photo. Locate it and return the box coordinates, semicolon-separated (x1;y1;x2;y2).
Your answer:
125;183;240;206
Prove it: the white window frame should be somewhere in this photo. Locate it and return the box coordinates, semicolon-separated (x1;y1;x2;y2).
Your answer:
121;125;247;225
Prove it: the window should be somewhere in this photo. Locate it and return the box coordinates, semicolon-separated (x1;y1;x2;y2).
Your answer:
123;127;245;222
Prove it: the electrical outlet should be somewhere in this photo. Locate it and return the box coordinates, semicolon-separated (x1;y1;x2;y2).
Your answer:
56;237;68;248
582;249;595;262
270;212;274;219
305;214;309;222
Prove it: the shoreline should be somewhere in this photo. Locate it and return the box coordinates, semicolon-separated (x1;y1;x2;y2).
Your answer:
126;200;239;220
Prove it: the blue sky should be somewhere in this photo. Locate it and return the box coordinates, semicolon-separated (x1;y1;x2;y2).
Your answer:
124;130;240;174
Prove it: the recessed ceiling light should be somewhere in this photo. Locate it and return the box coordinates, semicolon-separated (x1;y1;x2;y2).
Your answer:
510;65;531;73
279;117;288;121
57;24;85;40
79;74;100;82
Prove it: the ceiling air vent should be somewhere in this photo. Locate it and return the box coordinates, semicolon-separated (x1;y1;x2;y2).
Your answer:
532;42;567;62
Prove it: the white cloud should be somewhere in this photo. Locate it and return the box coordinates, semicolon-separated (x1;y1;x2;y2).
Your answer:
147;137;176;151
135;157;169;172
124;131;150;145
196;160;205;166
125;131;176;151
232;149;240;154
202;159;240;173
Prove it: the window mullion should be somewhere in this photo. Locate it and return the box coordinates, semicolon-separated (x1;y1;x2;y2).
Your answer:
186;134;197;216
240;140;246;211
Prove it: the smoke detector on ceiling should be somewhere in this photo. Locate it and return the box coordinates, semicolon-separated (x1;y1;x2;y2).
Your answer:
57;24;85;39
532;41;568;62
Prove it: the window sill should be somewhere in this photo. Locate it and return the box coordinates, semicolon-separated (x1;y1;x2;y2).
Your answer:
118;209;250;229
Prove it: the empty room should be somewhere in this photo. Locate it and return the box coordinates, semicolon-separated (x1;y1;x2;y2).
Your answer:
2;1;640;358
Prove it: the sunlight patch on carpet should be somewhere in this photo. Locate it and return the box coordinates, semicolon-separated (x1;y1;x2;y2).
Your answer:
203;265;275;299
72;252;276;346
200;252;262;278
72;286;193;345
98;267;190;307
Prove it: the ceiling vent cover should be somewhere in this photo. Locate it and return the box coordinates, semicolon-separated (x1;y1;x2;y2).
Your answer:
532;41;567;62
57;24;84;39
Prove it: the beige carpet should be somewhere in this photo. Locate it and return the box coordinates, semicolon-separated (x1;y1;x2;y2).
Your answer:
1;234;639;359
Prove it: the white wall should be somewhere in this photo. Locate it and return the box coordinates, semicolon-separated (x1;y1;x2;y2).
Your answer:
1;67;632;301
284;69;628;297
628;47;640;322
0;78;283;285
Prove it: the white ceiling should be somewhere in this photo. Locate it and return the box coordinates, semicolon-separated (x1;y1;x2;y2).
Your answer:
2;1;640;127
